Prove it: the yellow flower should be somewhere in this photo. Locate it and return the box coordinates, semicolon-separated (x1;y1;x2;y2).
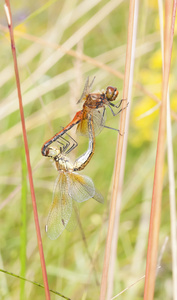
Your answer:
131;96;159;147
149;50;162;70
148;1;158;9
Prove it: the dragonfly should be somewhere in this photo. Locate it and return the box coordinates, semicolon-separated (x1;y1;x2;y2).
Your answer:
41;77;127;157
45;114;103;240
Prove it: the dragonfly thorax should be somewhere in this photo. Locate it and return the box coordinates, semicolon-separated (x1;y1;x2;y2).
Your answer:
83;93;105;110
55;155;74;172
46;146;74;171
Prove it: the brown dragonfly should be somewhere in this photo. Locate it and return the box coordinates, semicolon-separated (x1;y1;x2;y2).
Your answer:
42;77;126;156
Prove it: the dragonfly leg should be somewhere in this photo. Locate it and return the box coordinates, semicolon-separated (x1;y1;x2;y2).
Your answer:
100;106;106;127
108;100;129;116
57;135;70;153
56;131;78;155
102;124;123;135
99;106;121;134
64;132;78;154
99;103;126;135
110;98;127;109
41;110;82;156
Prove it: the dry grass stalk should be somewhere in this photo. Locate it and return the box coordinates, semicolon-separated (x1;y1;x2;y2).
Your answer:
4;1;50;299
143;1;176;299
106;1;139;298
99;1;136;299
158;0;177;298
111;236;168;299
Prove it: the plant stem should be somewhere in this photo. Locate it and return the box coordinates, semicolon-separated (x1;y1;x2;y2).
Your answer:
99;1;135;299
4;2;50;299
143;1;176;299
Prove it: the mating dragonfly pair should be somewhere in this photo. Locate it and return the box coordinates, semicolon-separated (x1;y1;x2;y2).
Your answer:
42;77;127;240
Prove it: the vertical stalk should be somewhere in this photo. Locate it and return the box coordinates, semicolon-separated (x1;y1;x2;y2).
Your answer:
143;1;176;299
158;1;177;299
99;1;136;299
20;146;27;300
106;1;139;299
4;2;50;299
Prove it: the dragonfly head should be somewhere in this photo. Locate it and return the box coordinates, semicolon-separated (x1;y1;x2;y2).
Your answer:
46;146;61;158
105;86;119;101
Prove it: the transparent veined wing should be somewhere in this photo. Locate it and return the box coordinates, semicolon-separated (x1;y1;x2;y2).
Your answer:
77;77;89;104
65;201;80;232
77;77;96;104
76;107;106;137
68;172;95;203
46;172;73;240
92;107;106;136
76;114;89;136
93;190;104;204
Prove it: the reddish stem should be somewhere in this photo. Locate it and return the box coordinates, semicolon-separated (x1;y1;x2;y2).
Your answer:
4;1;50;299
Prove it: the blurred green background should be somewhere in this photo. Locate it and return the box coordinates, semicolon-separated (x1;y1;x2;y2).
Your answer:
0;0;177;299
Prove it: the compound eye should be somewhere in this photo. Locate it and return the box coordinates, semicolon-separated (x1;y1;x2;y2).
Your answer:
106;86;114;99
113;89;119;100
106;86;118;101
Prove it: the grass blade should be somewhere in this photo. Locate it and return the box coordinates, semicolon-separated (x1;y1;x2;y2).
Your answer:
20;145;27;300
4;2;50;299
106;1;139;299
159;1;177;298
0;269;71;300
99;1;136;299
143;1;176;299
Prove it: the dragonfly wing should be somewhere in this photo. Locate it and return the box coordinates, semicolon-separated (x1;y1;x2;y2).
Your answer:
76;107;106;137
68;173;95;203
76;110;89;136
88;76;96;90
92;190;104;203
65;201;79;232
77;77;90;104
46;173;73;240
92;107;106;136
